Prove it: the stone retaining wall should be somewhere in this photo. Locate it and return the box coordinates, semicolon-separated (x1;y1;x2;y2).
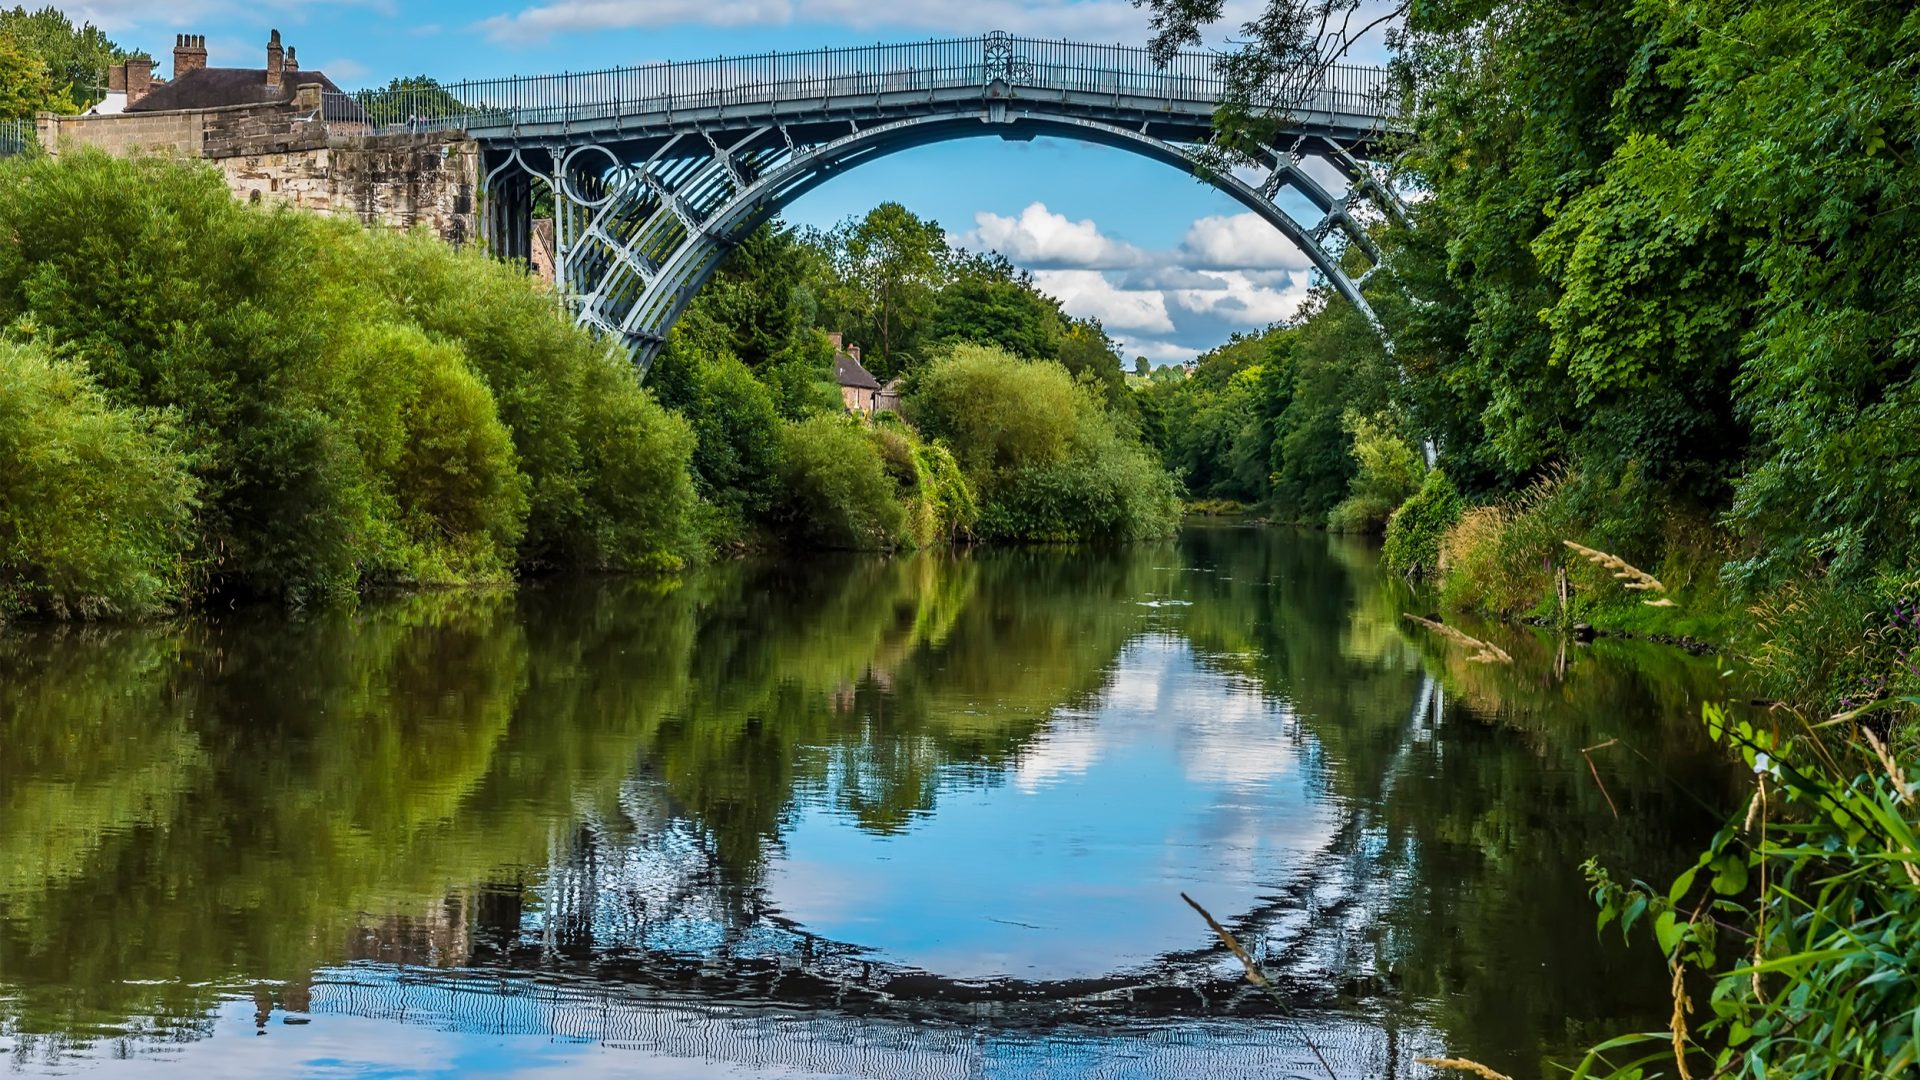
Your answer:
36;99;480;246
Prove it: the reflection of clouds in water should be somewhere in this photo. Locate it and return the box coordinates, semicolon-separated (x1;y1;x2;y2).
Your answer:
1012;719;1104;793
766;632;1340;980
1113;635;1303;789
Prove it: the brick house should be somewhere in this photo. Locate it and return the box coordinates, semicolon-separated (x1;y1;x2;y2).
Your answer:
830;333;889;414
116;31;349;114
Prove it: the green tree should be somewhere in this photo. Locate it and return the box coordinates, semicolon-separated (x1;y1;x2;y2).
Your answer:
818;202;947;378
0;31;53;118
0;6;123;114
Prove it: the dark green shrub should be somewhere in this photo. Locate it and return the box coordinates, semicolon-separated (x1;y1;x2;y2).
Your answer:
0;340;196;618
647;335;784;539
774;416;908;550
1382;469;1464;577
571;355;700;572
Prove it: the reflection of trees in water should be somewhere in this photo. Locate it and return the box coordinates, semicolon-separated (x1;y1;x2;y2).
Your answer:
0;530;1736;1076
0;547;1156;1054
1163;526;1737;1073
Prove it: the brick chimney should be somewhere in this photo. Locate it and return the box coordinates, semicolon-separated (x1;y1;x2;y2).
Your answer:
827;331;844;351
173;34;207;78
125;56;154;104
265;29;284;89
107;62;126;94
284;46;298;74
848;344;862;363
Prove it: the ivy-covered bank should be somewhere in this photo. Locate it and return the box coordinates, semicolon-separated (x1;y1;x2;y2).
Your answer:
0;153;1179;622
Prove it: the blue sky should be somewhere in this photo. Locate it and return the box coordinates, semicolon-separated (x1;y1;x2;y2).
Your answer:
81;0;1394;361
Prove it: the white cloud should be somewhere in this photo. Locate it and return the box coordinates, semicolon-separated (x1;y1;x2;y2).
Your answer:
947;201;1323;360
1170;270;1313;325
1178;212;1315;272
959;202;1145;270
1030;269;1173;334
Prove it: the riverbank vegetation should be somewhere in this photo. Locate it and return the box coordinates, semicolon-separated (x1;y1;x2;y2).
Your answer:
647;201;1176;553
1143;0;1920;1074
0;151;697;614
0;152;1177;620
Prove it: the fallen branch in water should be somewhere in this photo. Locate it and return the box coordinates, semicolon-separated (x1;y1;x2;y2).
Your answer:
1403;614;1514;664
1414;1059;1514;1080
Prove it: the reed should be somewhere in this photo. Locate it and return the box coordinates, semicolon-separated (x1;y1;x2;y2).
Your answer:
1563;541;1676;607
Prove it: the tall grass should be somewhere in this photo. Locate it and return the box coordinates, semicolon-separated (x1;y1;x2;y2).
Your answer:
1578;695;1920;1078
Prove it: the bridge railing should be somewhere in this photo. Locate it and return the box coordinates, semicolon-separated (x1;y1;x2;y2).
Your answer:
321;34;1393;138
0;117;36;157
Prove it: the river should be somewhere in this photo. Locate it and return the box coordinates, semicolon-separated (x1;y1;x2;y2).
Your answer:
0;524;1737;1078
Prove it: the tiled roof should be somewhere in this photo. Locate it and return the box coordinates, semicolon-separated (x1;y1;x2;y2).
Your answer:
835;352;881;390
127;67;347;113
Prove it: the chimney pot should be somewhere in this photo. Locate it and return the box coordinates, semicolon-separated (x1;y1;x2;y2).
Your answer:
173;30;207;78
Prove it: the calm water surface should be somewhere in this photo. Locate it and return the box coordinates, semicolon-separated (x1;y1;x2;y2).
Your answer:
0;525;1736;1078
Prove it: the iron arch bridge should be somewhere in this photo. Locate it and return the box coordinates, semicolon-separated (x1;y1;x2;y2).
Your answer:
331;33;1404;372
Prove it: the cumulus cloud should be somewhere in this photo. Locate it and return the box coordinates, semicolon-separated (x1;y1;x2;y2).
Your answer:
958;203;1146;270
952;201;1323;364
1178;212;1315;272
1030;270;1173;335
477;0;1157;43
1114;267;1230;291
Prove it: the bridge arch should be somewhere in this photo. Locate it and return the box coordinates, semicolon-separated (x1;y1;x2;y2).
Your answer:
437;34;1402;371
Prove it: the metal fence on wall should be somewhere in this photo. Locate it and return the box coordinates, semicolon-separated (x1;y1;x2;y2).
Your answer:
320;33;1392;137
0;118;35;157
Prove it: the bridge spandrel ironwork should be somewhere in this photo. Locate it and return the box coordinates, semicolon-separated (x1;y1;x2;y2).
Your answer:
329;33;1405;371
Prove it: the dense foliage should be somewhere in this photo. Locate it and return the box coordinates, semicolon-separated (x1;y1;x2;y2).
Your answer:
1140;290;1401;526
0;6;125;117
652;205;1175;551
0;152;695;609
0;339;195;618
907;344;1180;542
1139;0;1920;1074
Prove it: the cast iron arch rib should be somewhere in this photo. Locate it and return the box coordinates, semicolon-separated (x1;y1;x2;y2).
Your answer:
451;33;1403;373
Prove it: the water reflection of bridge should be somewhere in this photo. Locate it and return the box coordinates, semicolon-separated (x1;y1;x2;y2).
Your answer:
310;964;1438;1079
309;677;1449;1076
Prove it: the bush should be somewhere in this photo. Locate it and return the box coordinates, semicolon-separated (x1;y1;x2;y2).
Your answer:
906;343;1081;476
355;228;700;571
337;323;527;583
977;430;1180;543
1382;469;1464;577
1327;412;1425;535
0;152;702;604
570;355;701;572
0;152;384;601
907;344;1180;542
774;416;909;550
0;340;196;618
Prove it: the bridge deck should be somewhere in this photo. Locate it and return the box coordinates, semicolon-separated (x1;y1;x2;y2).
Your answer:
324;33;1397;152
